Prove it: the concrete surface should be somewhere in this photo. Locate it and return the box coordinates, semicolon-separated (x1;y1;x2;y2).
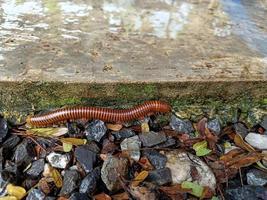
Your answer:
0;0;266;121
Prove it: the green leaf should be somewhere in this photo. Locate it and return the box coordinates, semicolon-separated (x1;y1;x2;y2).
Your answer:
63;143;73;152
181;181;204;197
211;196;219;200
193;141;212;156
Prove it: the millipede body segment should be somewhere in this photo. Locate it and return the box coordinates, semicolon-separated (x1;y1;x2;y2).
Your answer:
26;100;171;127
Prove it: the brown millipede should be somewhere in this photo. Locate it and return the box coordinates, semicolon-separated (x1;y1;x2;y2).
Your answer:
26;100;171;127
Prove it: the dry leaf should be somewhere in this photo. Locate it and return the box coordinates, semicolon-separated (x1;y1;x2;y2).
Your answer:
93;193;112;200
27;127;68;137
60;138;86;146
6;184;26;200
106;123;123;131
131;171;149;187
220;148;245;163
226;152;263;169
234;133;255;152
138;157;153;170
0;196;18;200
38;178;51;194
51;168;63;188
112;192;129;200
141;122;149;133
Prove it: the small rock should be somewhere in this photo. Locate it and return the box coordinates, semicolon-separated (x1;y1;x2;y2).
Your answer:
225;185;267;200
120;136;141;161
154;137;177;148
44;197;56;200
247;169;267;186
14;139;35;167
164;151;216;191
0;148;3;171
60;170;80;197
26;189;45;200
85;120;107;142
0;172;8;196
207;118;221;135
47;152;71;169
26;159;45;177
245;133;267;149
75;145;97;173
112;128;136;140
260;115;267;130
101;155;128;191
79;167;101;195
69;192;90;200
146;168;172;185
170;115;194;135
3;135;20;149
139;131;167;147
234;122;248;138
144;150;167;169
0;117;8;142
4;161;19;176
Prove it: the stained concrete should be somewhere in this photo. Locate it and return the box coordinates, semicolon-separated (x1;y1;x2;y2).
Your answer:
0;0;266;119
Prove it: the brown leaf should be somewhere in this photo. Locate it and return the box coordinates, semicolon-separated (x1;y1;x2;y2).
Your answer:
196;118;207;136
138;157;153;170
226;152;263;169
129;186;156;200
38;178;51;194
106;123;123;131
201;186;214;199
112;192;129;200
93;193;112;200
204;127;218;151
57;197;68;200
220;148;245;163
234;133;255;152
160;184;191;195
131;171;149;187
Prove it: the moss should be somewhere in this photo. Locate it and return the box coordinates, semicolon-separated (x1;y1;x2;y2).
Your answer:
0;80;266;125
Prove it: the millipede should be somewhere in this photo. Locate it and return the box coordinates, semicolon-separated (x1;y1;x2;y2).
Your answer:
26;100;171;127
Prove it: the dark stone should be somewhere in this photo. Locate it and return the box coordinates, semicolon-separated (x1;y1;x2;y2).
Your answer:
2;135;20;149
112;128;135;140
85;120;107;142
261;116;267;130
13;139;35;167
247;169;267;186
23;179;39;190
75;145;97;173
170;115;194;135
26;189;45;200
154;137;177;148
139;131;167;147
234;122;248;138
207;118;221;135
79;167;100;195
69;192;90;200
26;159;45;177
0;148;3;171
4;160;18;173
0;117;8;142
146;168;172;185
60;170;80;197
101;155;128;191
44;197;56;200
225;185;267;200
144;150;167;169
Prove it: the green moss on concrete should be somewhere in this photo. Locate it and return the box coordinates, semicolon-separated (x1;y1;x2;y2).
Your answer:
0;81;266;125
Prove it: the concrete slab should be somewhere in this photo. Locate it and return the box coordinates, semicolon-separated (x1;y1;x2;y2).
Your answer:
0;0;266;82
0;0;266;121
